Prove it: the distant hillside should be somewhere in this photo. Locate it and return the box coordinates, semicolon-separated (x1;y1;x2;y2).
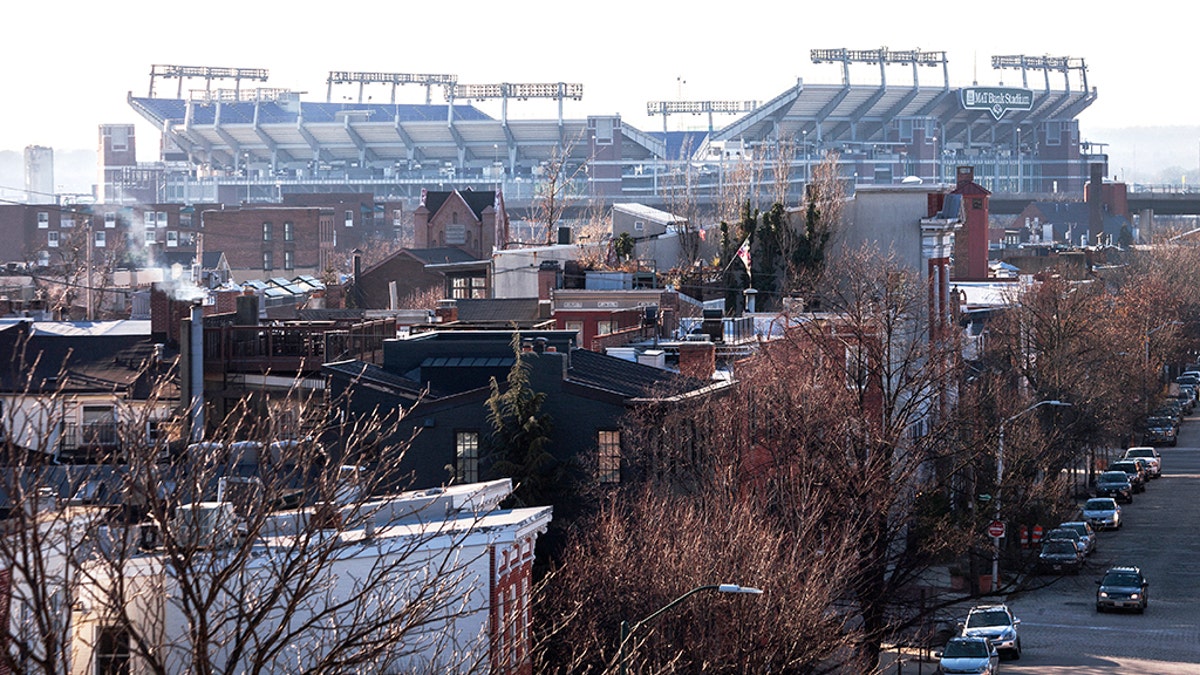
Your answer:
1084;125;1200;186
0;149;97;201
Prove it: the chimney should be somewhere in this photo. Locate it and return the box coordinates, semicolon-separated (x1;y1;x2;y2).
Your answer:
188;299;205;442
352;248;364;308
435;298;458;323
1088;163;1104;243
678;341;716;380
955;166;974;188
537;260;561;300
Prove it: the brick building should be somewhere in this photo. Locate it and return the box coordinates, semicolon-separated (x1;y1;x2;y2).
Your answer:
200;206;332;278
413;189;509;258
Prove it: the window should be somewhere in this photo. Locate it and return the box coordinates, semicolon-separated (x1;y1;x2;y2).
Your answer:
143;212;155;228
450;275;486;300
104;212;116;228
283;221;294;241
95;231;106;248
344;210;354;227
455;431;479;483
597;321;613;336
179;211;193;228
60;215;75;228
156;211;168;227
845;344;868;389
262;222;272;241
47;231;59;248
598;430;621;483
263;251;273;271
634;220;644;231
94;626;130;675
166;231;178;247
565;320;583;345
37;212;49;228
144;227;156;244
283;250;294;270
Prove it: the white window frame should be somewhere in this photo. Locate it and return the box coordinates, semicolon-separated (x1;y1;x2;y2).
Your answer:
166;231;178;247
344;210;354;227
37;212;49;228
104;212;116;228
455;431;479;483
598;430;621;484
94;231;106;248
47;231;59;248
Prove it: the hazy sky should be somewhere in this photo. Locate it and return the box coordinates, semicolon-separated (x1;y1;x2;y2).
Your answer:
2;0;1196;167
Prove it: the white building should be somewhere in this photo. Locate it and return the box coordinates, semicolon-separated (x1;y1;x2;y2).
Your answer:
65;479;550;675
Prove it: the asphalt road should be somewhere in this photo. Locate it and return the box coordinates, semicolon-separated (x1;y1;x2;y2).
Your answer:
999;417;1200;673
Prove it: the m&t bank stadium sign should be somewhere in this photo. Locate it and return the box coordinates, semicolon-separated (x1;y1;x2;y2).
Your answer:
960;87;1033;120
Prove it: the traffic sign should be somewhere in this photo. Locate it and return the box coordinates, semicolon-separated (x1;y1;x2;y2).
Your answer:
987;520;1006;538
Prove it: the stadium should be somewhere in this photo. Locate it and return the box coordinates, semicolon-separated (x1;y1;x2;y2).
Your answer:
114;49;1102;209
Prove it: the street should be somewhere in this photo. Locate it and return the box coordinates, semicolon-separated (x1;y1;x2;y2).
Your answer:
999;417;1200;673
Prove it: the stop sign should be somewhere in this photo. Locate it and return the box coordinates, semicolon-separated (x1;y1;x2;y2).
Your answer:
987;520;1006;538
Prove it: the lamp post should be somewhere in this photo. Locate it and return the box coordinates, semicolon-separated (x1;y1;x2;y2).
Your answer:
993;400;1071;592
618;583;762;675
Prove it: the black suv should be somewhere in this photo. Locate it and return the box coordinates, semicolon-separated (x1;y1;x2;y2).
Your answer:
1108;460;1147;493
1096;566;1148;613
1094;471;1134;503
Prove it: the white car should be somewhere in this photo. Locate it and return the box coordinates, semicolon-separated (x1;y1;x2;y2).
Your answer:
1124;446;1162;478
1082;497;1122;530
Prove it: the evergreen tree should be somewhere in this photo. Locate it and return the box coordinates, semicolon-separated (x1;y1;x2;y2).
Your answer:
484;334;559;508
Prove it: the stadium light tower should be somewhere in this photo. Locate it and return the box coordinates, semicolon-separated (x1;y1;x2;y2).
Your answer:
325;71;458;105
810;47;948;88
446;82;583;125
150;64;269;99
991;55;1087;93
645;100;758;134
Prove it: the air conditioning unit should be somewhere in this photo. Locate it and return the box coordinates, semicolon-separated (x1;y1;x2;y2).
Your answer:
173;502;239;549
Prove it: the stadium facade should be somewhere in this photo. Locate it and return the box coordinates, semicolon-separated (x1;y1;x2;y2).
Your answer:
112;51;1103;209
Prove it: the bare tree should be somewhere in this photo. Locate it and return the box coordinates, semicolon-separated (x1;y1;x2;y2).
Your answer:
0;363;542;674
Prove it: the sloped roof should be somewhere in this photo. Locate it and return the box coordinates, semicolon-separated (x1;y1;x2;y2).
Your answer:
566;348;706;399
455;298;542;323
404;247;484;265
423;189;496;221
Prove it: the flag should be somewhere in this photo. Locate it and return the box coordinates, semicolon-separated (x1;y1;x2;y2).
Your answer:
735;235;752;277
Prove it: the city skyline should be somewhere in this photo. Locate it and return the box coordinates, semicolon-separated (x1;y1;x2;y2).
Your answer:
3;1;1197;187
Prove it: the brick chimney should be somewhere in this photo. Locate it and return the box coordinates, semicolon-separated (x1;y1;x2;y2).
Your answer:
678;341;716;380
950;166;992;281
435;298;458;323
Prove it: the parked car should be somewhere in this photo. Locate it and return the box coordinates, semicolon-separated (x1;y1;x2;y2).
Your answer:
1081;497;1122;530
961;604;1022;659
1181;384;1198;405
1094;471;1134;503
1038;539;1085;575
1175;373;1200;389
1058;521;1097;556
935;636;999;674
1151;405;1182;429
1123;446;1162;478
1140;417;1178;447
1045;526;1089;557
1108;460;1148;493
1096;565;1149;613
1168;391;1194;414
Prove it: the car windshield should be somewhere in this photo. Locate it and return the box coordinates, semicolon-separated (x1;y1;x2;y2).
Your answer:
1110;463;1138;473
943;640;989;658
1043;541;1076;554
1061;523;1087;535
965;609;1011;628
1084;499;1115;510
1098;472;1128;483
1048;529;1078;540
1126;449;1153;458
1102;572;1141;587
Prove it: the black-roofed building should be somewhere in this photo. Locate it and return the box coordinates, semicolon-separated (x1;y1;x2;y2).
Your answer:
323;329;727;494
354;246;491;309
161;250;232;288
0;320;180;462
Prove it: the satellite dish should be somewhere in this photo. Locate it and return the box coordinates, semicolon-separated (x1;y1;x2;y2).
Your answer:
900;175;923;184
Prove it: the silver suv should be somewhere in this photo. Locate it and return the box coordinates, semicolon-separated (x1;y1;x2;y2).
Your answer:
961;604;1021;659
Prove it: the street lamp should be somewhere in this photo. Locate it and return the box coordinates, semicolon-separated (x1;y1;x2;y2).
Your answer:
993;399;1071;592
618;583;763;675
